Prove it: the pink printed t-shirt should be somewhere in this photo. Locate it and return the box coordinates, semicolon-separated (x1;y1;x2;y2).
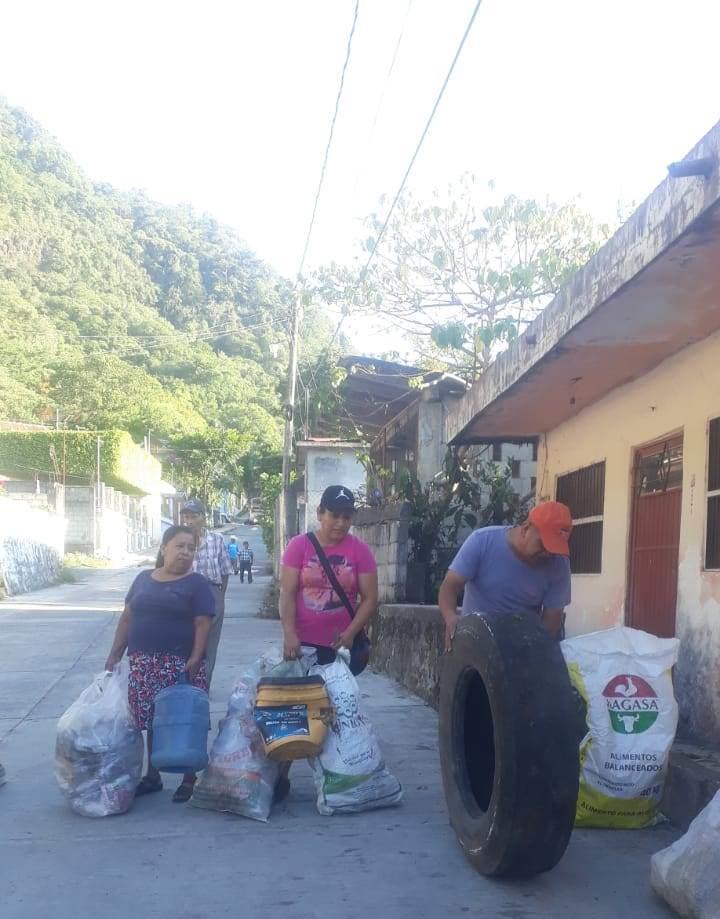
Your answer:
281;533;377;647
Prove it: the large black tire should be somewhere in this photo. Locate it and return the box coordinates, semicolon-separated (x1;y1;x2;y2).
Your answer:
439;611;579;878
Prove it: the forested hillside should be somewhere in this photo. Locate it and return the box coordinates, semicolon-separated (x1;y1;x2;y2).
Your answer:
0;100;332;496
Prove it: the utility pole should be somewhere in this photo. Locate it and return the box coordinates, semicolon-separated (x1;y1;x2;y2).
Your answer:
96;436;102;507
278;297;301;557
94;435;102;557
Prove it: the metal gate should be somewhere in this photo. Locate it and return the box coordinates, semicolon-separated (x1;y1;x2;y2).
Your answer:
626;436;683;638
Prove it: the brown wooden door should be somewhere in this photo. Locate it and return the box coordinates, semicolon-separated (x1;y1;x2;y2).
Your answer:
627;436;683;638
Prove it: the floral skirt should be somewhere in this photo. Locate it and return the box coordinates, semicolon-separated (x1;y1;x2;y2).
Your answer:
128;652;209;731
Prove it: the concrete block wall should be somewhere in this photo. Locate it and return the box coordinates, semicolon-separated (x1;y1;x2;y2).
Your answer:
352;502;411;603
471;442;536;498
66;483;157;558
64;485;95;553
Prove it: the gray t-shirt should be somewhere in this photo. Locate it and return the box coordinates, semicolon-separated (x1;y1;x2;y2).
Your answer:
449;526;571;617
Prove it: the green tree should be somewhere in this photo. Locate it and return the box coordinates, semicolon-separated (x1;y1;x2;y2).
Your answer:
315;178;612;378
170;429;252;508
398;450;526;602
0;98;336;508
50;354;207;441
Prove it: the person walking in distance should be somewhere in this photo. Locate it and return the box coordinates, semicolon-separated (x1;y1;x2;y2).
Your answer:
227;536;240;575
238;541;254;584
179;499;232;684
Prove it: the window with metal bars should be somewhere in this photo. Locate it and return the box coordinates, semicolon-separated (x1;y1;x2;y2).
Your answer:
556;461;605;574
705;418;720;569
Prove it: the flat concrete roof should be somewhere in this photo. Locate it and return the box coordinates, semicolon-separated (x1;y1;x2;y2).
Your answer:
448;120;720;444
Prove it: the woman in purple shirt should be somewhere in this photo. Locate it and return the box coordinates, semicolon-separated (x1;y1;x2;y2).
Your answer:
105;525;215;803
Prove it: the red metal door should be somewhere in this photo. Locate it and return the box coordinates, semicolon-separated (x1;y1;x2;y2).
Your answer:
627;437;683;638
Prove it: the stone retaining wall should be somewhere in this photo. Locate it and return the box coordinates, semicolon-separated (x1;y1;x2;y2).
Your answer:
369;603;444;708
353;503;411;603
0;496;64;595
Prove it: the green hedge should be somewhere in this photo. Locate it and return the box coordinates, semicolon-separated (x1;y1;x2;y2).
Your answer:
0;430;161;495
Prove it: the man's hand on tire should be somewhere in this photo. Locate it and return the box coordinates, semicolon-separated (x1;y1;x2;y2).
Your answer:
444;613;460;652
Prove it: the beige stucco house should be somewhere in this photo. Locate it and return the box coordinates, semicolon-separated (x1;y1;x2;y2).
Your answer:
446;120;720;746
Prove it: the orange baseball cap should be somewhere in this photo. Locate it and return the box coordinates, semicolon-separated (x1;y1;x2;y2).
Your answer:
529;501;573;556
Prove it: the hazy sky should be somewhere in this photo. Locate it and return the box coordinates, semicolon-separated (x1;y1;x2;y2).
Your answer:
2;0;719;341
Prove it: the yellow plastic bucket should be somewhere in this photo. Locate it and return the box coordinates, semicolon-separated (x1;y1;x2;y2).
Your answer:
254;675;333;761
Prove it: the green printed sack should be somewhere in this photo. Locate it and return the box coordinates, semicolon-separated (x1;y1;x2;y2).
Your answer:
562;626;679;828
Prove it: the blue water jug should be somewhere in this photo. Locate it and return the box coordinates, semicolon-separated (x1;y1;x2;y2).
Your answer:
150;674;209;774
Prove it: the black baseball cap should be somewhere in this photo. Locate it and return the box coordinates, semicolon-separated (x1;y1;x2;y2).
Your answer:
181;499;206;516
320;485;356;513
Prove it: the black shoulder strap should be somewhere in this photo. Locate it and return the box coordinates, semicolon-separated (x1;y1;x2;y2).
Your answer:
307;531;355;620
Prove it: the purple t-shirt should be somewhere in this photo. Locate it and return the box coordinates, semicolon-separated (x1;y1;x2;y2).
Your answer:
125;570;216;659
449;526;571;617
282;533;377;647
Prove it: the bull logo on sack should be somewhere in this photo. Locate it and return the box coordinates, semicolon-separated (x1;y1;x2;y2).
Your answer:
603;675;659;734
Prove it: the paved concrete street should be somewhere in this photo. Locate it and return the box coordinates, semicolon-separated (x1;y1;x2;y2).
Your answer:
1;523;676;919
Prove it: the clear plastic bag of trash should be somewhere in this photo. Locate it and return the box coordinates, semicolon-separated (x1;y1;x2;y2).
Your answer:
309;652;402;816
650;790;720;918
192;649;310;822
55;665;143;817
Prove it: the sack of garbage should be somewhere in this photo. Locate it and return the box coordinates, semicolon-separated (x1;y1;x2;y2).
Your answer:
562;626;679;828
309;654;402;816
55;666;143;817
192;661;279;822
650;790;720;918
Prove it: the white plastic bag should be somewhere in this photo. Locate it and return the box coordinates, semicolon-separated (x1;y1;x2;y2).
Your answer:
192;663;278;822
55;666;143;817
650;791;720;918
309;654;402;815
562;626;679;828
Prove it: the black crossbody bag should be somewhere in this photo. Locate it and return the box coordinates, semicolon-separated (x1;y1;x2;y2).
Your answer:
307;531;371;676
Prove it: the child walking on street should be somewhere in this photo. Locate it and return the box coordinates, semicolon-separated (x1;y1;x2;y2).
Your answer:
227;536;240;575
238;541;254;583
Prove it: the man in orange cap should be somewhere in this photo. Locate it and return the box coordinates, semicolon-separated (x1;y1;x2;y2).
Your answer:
438;501;573;649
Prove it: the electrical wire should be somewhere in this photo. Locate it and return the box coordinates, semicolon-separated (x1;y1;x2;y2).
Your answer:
5;312;293;359
284;0;362;442
362;0;483;277
11;309;291;344
351;0;414;200
297;0;361;280
312;0;485;373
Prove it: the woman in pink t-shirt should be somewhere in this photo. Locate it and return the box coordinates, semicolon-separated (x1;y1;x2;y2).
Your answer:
280;485;378;663
276;485;378;803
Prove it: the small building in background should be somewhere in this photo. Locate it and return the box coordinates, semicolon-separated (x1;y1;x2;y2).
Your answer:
294;439;366;534
368;371;536;500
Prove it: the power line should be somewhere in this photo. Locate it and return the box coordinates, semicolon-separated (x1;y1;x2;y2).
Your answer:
10;308;291;343
352;0;414;200
5;312;293;358
312;0;484;373
363;0;483;276
296;0;361;280
280;1;362;548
